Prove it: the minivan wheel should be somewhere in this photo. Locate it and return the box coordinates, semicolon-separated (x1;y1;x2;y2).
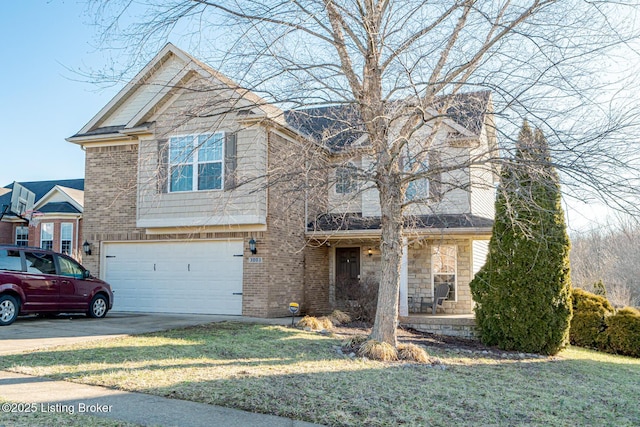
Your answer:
88;294;108;318
0;295;19;326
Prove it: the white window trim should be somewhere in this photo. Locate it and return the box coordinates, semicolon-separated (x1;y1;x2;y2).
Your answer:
15;226;29;246
40;222;54;251
431;244;458;302
60;223;73;255
168;132;225;193
405;155;430;202
335;162;357;194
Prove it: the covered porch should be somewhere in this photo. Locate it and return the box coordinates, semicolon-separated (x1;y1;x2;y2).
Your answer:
306;213;491;338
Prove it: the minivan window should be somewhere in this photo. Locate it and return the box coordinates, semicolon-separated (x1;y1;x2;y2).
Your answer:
58;256;84;279
0;250;22;271
24;252;56;275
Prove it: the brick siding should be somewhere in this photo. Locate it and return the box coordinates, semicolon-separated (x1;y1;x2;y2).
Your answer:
82;144;143;275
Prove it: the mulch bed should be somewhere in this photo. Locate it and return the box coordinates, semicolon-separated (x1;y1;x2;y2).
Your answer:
331;322;549;360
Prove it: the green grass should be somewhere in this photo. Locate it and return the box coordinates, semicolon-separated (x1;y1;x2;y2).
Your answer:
0;400;143;427
1;322;639;427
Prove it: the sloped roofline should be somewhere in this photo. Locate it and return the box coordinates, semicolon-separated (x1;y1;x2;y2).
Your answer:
73;43;285;138
33;185;83;213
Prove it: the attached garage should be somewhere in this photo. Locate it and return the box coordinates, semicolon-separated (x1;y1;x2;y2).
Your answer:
102;240;244;315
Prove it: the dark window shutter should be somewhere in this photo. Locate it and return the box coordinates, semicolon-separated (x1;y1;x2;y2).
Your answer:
157;139;169;194
429;151;442;202
224;132;237;191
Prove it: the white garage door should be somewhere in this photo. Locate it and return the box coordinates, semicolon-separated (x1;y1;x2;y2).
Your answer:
103;240;244;315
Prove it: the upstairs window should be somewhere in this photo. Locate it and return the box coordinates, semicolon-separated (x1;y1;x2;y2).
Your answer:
15;226;29;246
335;163;357;194
405;157;429;202
169;133;224;192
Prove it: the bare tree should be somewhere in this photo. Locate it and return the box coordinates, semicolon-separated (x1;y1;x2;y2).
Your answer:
571;215;640;307
87;0;640;346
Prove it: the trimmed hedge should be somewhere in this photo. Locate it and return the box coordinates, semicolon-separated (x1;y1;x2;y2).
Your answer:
570;288;640;358
603;307;640;358
569;288;613;348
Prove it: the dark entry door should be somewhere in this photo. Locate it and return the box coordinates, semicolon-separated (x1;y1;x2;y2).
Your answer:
336;247;360;300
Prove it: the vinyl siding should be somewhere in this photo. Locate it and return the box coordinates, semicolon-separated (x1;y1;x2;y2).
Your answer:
469;128;496;219
360;144;473;218
137;125;267;228
328;157;363;214
472;239;489;275
102;54;187;127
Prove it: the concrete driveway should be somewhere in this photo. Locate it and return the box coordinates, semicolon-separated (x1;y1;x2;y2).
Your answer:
0;312;293;355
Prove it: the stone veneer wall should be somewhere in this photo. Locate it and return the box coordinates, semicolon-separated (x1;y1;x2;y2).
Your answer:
406;239;473;314
400;316;477;339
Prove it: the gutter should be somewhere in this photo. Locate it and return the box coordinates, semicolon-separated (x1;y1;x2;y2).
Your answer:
306;226;493;240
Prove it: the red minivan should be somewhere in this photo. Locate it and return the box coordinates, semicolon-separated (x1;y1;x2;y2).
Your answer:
0;245;114;326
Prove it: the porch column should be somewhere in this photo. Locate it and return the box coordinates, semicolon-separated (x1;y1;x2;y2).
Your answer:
399;237;409;316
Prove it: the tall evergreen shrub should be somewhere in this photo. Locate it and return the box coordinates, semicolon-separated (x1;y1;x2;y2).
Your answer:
470;121;573;355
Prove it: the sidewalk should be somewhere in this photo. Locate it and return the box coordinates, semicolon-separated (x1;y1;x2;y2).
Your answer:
0;370;323;427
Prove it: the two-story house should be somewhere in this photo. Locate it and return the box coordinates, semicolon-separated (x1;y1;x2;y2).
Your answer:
67;43;496;323
0;180;85;260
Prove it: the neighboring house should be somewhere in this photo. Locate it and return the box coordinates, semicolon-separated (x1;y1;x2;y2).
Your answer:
0;180;85;261
67;43;496;319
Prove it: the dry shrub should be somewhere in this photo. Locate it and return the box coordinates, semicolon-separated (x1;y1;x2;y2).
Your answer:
336;275;379;323
342;334;368;350
297;315;333;331
317;316;334;330
328;310;352;325
357;340;398;362
397;343;431;363
297;316;322;330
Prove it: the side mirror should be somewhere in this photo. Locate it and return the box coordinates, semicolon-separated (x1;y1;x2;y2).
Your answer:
83;270;91;279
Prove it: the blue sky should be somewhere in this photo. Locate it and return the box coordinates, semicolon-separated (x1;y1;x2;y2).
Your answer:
0;1;118;186
0;1;619;230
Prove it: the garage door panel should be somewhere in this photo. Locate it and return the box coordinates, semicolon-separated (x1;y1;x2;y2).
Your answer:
103;240;243;315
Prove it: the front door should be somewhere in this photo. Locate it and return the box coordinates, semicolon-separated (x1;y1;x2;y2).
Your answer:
336;247;360;300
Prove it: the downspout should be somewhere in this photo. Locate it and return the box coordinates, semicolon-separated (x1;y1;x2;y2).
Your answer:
76;216;80;260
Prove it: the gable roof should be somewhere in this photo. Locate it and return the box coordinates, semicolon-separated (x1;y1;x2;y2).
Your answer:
285;91;492;151
69;43;285;141
38;202;81;214
0;179;84;217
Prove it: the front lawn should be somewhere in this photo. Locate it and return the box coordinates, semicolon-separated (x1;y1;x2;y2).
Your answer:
1;322;638;427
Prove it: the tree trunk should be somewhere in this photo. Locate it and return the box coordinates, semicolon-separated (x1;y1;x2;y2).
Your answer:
370;178;404;347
